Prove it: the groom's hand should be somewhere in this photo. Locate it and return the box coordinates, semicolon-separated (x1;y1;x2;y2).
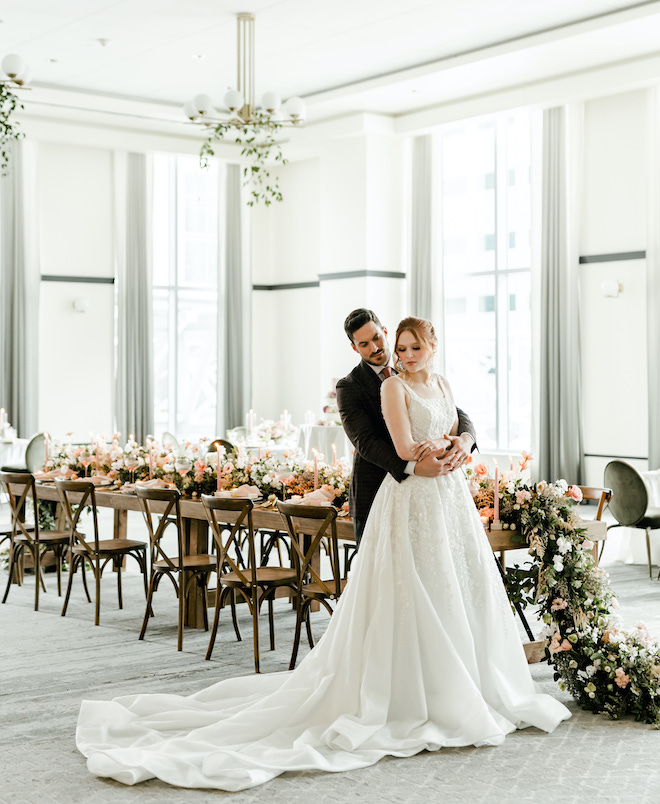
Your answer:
440;433;474;471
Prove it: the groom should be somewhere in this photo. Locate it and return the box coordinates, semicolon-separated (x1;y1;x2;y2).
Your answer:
336;308;477;545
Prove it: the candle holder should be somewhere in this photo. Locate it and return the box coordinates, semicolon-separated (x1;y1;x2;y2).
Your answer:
490;520;504;531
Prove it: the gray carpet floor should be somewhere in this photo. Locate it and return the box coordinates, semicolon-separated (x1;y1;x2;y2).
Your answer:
2;510;660;803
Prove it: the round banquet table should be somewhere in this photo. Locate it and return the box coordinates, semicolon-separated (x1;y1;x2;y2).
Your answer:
296;424;353;462
0;438;29;470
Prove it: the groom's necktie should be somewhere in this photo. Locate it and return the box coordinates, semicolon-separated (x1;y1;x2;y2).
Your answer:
380;366;394;381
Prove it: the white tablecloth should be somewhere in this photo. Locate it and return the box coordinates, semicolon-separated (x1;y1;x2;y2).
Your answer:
0;438;29;470
641;469;660;507
296;425;352;462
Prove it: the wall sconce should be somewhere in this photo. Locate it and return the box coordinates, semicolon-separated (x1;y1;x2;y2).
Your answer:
72;297;90;313
600;279;622;298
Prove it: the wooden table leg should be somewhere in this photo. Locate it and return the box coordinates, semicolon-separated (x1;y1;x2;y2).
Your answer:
183;516;209;628
112;509;128;571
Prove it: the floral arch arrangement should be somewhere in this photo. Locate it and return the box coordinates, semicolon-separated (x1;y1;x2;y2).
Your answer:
467;458;660;726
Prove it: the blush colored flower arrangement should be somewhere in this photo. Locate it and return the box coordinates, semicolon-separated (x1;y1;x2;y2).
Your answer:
467;456;660;726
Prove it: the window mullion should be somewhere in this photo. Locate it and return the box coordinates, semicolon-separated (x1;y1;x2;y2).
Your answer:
495;118;509;451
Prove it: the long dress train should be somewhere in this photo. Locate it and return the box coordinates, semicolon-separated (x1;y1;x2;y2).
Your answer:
76;381;570;791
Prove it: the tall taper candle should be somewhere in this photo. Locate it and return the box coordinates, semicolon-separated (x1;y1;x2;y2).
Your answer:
332;443;337;465
494;465;500;522
313;450;318;490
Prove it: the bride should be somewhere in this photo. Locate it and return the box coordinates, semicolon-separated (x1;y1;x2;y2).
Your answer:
76;316;571;792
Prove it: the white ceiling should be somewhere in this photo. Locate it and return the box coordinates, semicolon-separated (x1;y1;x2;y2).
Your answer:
3;0;660;128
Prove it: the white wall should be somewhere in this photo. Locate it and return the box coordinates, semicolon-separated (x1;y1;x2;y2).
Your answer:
37;142;116;441
579;89;650;485
250;130;408;428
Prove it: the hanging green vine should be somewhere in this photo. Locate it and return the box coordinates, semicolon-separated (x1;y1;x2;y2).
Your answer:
0;82;24;175
200;114;287;206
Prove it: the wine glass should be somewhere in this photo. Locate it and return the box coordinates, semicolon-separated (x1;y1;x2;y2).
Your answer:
174;457;192;479
124;455;139;485
79;448;93;478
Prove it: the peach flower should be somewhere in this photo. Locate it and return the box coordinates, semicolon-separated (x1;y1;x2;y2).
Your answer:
569;485;583;502
474;463;488;476
614;668;630;688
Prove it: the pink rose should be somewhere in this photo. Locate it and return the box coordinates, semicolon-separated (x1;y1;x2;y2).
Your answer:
581;539;595;550
569;485;583;502
614;668;630;688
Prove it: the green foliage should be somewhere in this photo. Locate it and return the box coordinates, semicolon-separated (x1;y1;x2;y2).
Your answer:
0;83;24;175
200;115;287;206
468;469;660;726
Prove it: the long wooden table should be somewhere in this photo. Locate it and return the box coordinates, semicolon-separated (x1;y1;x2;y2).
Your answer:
33;484;607;663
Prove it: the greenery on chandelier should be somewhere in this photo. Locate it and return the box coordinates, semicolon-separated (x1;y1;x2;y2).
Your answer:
0;82;24;175
200;114;287;207
468;463;660;726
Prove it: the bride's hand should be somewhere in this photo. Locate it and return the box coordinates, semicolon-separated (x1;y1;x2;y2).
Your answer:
411;440;442;460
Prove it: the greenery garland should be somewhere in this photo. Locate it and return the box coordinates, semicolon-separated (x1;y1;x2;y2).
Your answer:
200;114;287;206
0;82;24;175
467;462;660;726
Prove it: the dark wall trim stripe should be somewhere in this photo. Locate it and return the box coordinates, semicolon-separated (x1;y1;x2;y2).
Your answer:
254;269;406;291
41;274;115;284
579;251;645;264
253;281;320;291
584;453;648;461
318;270;406;281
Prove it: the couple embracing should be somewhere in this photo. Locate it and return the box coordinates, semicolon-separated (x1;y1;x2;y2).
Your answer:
76;310;570;792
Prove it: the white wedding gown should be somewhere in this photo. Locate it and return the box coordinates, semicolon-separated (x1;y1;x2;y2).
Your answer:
76;382;570;791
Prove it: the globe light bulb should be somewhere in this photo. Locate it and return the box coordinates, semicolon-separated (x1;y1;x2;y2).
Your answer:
2;53;25;80
224;89;244;113
261;91;281;115
192;93;214;116
285;96;306;121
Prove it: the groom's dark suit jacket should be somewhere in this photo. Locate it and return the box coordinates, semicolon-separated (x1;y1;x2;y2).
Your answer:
336;360;476;523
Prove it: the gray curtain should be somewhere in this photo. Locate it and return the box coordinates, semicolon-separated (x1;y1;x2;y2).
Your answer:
538;107;583;483
649;233;660;471
0;140;40;438
409;135;433;320
114;152;153;443
219;163;251;433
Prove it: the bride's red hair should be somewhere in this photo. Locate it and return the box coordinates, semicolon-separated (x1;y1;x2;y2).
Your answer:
394;317;437;356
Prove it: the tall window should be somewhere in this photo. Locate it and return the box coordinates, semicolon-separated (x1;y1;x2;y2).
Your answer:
437;113;536;453
152;154;219;440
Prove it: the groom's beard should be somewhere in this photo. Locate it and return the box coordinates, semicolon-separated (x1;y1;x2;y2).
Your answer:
364;349;389;367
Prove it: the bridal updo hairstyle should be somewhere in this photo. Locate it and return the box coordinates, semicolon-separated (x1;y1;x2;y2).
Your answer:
394;317;437;381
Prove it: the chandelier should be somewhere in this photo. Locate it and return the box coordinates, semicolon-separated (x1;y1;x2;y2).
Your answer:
0;53;31;175
184;13;306;129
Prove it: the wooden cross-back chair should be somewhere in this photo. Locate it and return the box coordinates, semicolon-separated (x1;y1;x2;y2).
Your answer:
577;486;612;521
202;496;298;672
56;479;148;626
0;471;70;611
136;486;217;651
276;501;346;670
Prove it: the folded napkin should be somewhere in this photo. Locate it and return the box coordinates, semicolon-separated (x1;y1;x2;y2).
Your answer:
135;478;173;489
34;468;73;480
214;484;262;499
288;487;336;506
120;478;174;493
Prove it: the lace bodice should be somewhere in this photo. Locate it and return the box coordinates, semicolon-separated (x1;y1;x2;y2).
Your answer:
398;376;456;442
